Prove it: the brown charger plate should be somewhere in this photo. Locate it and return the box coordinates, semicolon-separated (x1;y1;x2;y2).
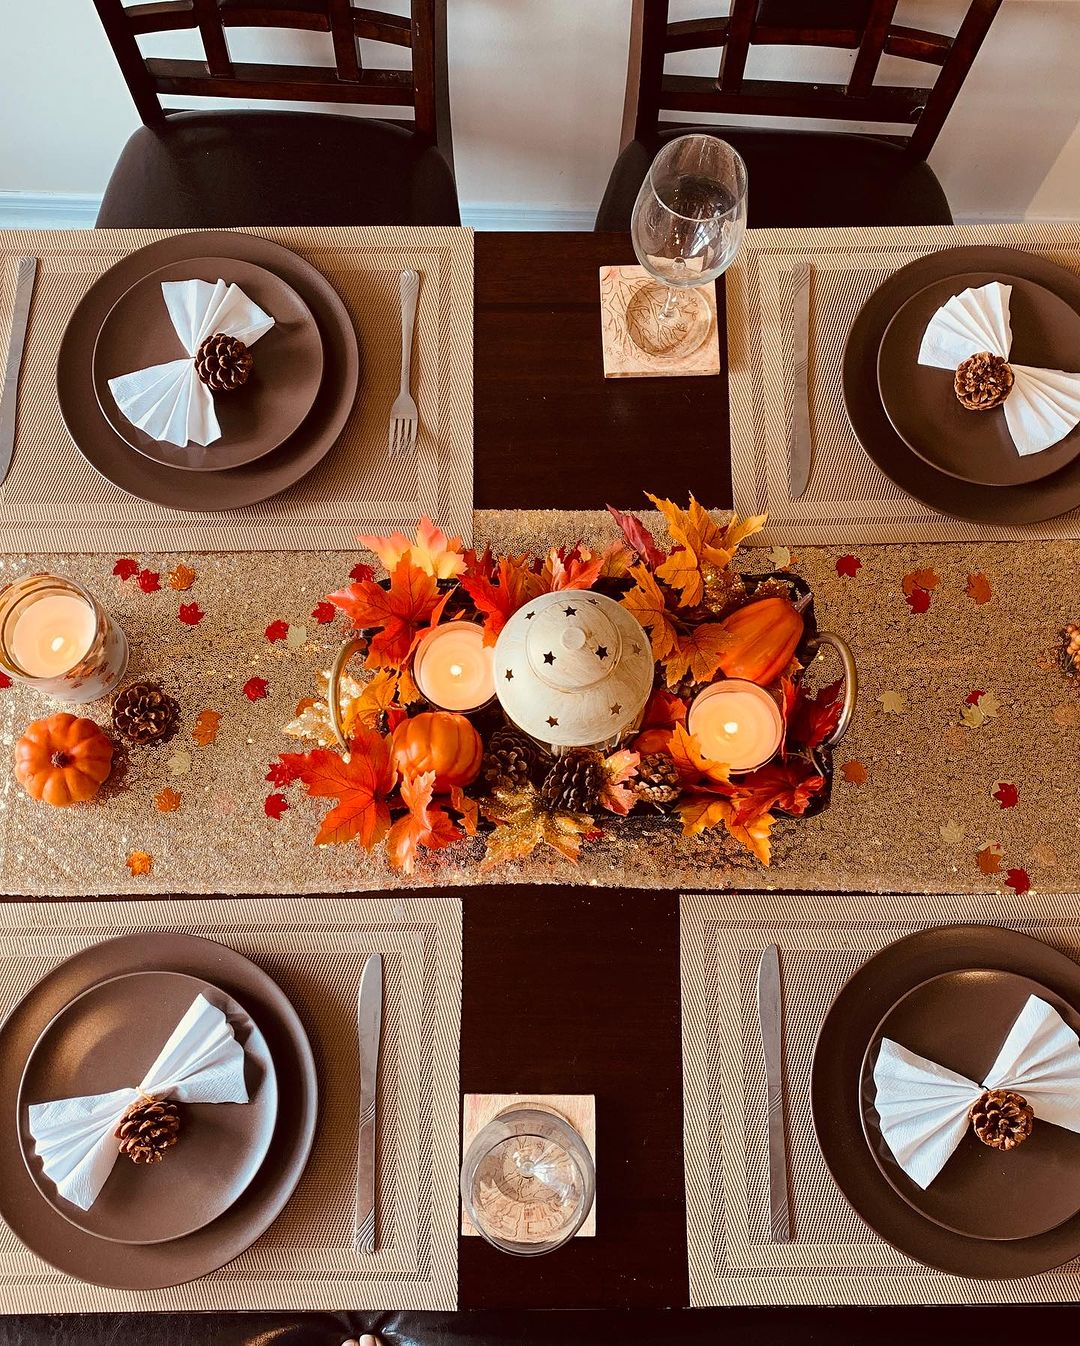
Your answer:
93;257;324;472
878;273;1080;487
843;245;1080;523
57;230;359;512
18;970;278;1246
0;932;317;1290
859;969;1080;1242
811;924;1080;1278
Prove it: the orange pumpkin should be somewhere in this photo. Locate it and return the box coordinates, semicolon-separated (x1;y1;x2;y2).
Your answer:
716;596;804;687
390;711;482;792
14;713;114;807
631;726;674;756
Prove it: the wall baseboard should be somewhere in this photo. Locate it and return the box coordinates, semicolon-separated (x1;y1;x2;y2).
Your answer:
0;191;597;232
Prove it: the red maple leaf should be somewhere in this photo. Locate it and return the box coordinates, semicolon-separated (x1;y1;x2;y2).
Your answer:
281;729;395;848
731;759;826;825
786;679;843;751
993;781;1019;809
966;689;986;706
1006;867;1031;895
266;757;302;788
311;600;336;625
243;676;269;702
113;558;139;581
265;619;289;643
606;505;667;569
460;554;545;646
264;793;289;820
0;671;10;690
835;555;862;578
905;587;932;614
137;568;161;593
328;555;446;668
462;546;496;581
178;602;204;626
349;561;374;583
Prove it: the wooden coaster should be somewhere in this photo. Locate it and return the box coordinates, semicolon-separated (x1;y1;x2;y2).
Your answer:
460;1093;597;1237
599;264;720;378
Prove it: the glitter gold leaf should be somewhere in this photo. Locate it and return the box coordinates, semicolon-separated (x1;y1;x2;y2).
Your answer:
192;709;220;747
480;783;594;869
168;564;197;591
155;787;182;813
283;670;366;747
126;850;153;876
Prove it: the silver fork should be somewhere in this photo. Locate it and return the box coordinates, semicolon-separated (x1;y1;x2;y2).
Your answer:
388;269;419;457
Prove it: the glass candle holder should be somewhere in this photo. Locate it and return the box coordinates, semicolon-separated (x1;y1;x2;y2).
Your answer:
461;1104;596;1256
413;621;495;712
687;677;783;773
0;574;129;703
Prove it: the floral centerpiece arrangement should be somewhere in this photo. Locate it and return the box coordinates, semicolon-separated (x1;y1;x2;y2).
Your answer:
268;495;849;874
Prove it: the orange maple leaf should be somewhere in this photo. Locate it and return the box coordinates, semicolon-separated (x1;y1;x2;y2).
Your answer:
450;784;479;835
192;709;221;746
668;723;733;793
966;572;993;605
357;516;466;579
460;554;545;646
599;749;640;815
342;670;399;737
155;787;182;813
284;728;395;848
901;568;940;596
621;563;679;663
328;554;447;669
675;794;774;864
540;546;604;592
386;771;462;874
126;850;153;877
662;623;731;688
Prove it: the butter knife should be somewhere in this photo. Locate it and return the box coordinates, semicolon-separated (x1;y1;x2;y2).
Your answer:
354;951;383;1252
0;258;37;488
788;261;812;500
756;943;792;1242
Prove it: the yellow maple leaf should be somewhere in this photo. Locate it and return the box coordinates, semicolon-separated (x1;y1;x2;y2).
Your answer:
648;494;766;606
675;793;774;864
342;670;399;736
357;517;466;579
662;623;731;687
621;564;678;662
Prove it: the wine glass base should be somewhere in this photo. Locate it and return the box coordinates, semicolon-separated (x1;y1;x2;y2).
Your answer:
624;282;713;360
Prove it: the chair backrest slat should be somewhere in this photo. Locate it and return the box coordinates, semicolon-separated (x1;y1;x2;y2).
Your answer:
848;0;900;96
192;0;234;76
328;0;362;81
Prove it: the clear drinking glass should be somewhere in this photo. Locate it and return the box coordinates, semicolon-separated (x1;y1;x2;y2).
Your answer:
628;133;748;357
461;1104;596;1256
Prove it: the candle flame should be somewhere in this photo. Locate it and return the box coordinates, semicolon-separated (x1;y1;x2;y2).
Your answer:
723;720;739;735
449;663;463;678
50;636;66;653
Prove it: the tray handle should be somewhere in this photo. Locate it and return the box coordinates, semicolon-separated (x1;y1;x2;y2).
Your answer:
328;637;365;750
804;632;857;748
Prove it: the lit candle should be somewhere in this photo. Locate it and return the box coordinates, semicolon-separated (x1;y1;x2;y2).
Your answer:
687;678;783;773
413;621;495;712
10;592;97;678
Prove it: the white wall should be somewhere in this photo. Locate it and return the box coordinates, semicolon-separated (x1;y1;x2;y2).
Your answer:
1;1;1079;223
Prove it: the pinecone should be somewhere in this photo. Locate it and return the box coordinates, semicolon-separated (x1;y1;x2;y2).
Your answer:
968;1088;1035;1151
112;681;181;745
954;351;1014;411
115;1096;181;1164
540;749;605;813
194;333;254;391
483;726;545;789
635;751;680;804
1061;622;1080;678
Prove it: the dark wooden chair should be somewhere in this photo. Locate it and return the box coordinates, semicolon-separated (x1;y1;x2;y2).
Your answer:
596;0;1002;231
94;0;458;228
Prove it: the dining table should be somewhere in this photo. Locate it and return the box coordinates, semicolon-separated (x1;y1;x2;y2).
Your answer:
1;228;1078;1346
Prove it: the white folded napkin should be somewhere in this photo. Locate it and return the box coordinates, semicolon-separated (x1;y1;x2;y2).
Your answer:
28;993;248;1210
918;280;1080;455
873;994;1080;1190
108;279;274;448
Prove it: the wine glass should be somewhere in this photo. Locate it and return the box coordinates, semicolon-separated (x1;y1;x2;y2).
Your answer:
461;1104;596;1256
628;133;748;358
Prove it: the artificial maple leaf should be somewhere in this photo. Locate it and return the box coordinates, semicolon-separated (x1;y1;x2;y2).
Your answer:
462;546;496;581
976;843;1004;875
264;793;289;820
459;554;545;646
243;676;269;702
835;555;862;578
168;563;197;591
648;494;765;606
480;783;594;869
606;504;667;569
662;623;731;688
841;759;868;785
328;554;446;668
358;517;465;580
1007;867;1031;895
978;692;1001;719
137;569;161;593
621;563;678;662
540;545;604;592
668;723;733;792
879;690;906;715
675;793;774;864
178;602;204;626
126;850;153;877
284;728;395;848
992;781;1019;809
599;750;640;815
961;688;1000;728
155;787;182;813
265;619;289;643
386;771;462;874
192;709;220;746
966;572;993;605
598;541;632;579
902;568;940;596
966;689;986;706
640;688;688;730
449;785;479;836
731;760;825;823
786;679;843;750
342;670;399;737
905;587;932;614
311;600;336;625
768;546;792;570
113;558;139;581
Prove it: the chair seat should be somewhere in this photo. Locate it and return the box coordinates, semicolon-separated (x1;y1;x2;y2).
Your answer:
96;109;460;229
595;127;952;231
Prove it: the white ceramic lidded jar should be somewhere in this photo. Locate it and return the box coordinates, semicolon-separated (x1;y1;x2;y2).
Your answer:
493;590;654;752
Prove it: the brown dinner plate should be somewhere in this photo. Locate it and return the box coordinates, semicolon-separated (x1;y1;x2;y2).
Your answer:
93;257;324;472
18;970;278;1245
811;924;1080;1277
843;245;1080;523
57;230;359;512
877;273;1080;487
859;969;1080;1242
0;932;317;1290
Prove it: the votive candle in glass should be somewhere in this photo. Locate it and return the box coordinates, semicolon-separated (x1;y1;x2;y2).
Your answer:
687;678;783;773
0;574;129;703
413;621;495;712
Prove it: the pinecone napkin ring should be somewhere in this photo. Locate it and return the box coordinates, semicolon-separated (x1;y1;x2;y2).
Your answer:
27;994;248;1210
873;994;1080;1190
108;279;274;448
919;281;1080;455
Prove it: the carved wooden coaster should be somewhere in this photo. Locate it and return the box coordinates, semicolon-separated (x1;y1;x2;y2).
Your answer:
460;1093;597;1237
599;264;720;378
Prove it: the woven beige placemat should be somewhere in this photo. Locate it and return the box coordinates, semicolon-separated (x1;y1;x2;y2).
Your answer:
0;895;461;1312
0;226;473;552
728;222;1080;545
681;890;1080;1306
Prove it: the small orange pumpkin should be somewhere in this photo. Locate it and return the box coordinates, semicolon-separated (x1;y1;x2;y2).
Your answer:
14;713;114;807
390;711;482;792
716;596;804;687
631;726;674;756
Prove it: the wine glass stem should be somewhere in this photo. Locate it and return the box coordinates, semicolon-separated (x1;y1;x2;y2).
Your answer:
659;284;677;321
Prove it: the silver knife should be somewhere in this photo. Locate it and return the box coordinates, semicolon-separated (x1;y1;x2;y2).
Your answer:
756;943;792;1242
788;261;812;500
0;257;37;488
354;951;383;1252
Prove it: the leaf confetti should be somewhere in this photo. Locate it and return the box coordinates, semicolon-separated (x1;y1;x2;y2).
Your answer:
154;787;182;813
126;850;153;877
966;572;993;605
168;563;197;591
840;760;868;785
192;709;220;746
992;781;1018;809
835;555;862;578
178;602;204;626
